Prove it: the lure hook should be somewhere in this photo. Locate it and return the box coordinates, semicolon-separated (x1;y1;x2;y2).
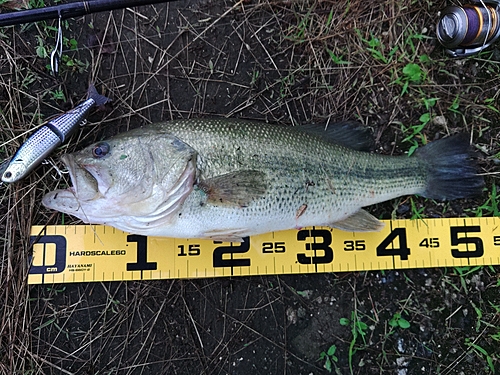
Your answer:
50;15;63;76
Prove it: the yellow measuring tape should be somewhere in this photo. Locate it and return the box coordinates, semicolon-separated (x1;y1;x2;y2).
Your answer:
28;217;500;284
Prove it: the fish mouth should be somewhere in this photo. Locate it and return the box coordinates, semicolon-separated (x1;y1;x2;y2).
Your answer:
60;154;100;201
41;154;100;218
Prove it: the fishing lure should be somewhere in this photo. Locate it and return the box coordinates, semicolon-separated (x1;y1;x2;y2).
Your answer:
1;85;110;183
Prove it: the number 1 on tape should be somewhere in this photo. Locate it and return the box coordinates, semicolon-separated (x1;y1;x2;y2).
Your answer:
28;217;500;284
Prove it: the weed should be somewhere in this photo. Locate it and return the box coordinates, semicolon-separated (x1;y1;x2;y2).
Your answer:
340;310;369;374
286;8;313;44
397;63;423;96
278;73;295;99
448;95;461;114
491;330;500;342
318;344;338;373
325;8;334;28
21;69;37;88
68;37;78;50
409;197;425;220
107;297;121;314
452;266;483;294
62;55;88;73
46;285;66;295
400;32;429;60
470;301;483;333
465;338;496;373
35;35;49;59
484;97;500;114
403;63;423;80
356;30;397;64
295;289;313;298
388;312;411;329
33;312;70;341
421;96;438;111
49;89;66;101
468;184;499;217
249;69;260;86
400;112;430;156
399;93;439;156
34;317;56;332
326;48;350;65
29;0;46;8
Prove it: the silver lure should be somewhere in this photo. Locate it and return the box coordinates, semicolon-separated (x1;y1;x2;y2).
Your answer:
2;86;109;183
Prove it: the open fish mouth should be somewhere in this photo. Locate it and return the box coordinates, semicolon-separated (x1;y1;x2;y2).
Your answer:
41;155;101;220
59;154;100;201
41;154;101;215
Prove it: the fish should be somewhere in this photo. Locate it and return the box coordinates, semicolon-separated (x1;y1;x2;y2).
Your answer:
1;85;110;183
42;118;484;241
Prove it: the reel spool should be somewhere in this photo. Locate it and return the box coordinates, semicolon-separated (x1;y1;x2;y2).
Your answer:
437;0;500;57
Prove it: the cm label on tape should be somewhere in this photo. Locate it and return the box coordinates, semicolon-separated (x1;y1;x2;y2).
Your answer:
28;217;500;284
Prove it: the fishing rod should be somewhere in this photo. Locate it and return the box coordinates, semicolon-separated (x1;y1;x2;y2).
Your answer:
0;0;177;27
0;0;178;75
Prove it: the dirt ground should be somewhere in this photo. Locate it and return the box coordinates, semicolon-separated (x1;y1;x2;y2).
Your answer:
1;0;500;374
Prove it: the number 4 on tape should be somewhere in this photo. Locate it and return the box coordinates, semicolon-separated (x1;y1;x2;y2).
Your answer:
28;217;500;284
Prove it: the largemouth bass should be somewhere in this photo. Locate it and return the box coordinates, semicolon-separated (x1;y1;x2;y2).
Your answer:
42;119;483;241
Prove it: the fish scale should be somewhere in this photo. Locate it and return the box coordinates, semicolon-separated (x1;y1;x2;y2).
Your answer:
156;119;428;238
42;118;483;240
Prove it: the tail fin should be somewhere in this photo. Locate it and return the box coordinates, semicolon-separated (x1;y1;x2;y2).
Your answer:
416;134;484;200
87;84;111;106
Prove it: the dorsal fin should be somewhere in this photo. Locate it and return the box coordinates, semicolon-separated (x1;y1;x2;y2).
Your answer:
295;121;374;151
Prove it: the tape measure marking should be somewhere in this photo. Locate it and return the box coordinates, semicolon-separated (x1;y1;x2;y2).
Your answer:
28;217;500;284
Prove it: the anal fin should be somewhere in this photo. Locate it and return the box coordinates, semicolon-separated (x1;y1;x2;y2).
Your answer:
330;209;385;232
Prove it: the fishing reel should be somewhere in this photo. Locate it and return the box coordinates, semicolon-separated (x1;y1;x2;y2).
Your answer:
436;0;500;57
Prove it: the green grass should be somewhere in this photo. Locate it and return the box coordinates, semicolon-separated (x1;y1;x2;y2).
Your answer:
388;312;410;329
318;344;339;373
340;310;369;374
468;184;500;217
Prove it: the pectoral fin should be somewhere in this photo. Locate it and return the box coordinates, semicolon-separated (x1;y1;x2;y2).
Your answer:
330;209;385;232
198;170;267;207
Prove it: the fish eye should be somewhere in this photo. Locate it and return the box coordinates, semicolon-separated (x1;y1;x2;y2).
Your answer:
92;142;110;158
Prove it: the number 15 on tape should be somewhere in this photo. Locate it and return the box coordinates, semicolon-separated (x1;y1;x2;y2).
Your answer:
28;217;500;284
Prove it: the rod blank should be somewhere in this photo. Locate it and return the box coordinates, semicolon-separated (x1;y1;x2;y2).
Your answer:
0;0;175;27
